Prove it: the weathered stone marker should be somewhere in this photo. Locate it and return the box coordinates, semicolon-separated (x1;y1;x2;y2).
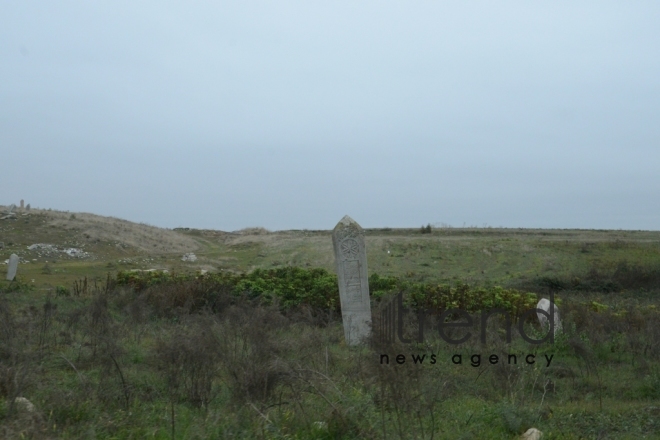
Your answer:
332;215;372;345
6;254;19;281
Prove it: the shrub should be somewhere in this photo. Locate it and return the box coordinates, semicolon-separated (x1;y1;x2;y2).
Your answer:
235;267;339;310
420;224;432;234
56;285;70;297
0;278;34;294
406;281;538;318
154;315;222;407
115;269;542;318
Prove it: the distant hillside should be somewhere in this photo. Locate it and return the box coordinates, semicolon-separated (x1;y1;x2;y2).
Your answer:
3;204;660;293
0;206;200;254
45;210;201;253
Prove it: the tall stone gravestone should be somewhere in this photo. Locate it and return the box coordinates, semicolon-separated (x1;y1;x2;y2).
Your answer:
332;216;372;345
6;254;19;281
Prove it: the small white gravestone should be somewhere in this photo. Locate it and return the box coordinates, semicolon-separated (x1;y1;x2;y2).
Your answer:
332;216;372;345
537;298;562;336
6;254;19;281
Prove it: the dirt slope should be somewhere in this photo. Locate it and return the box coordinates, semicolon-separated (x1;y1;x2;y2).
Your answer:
1;206;200;255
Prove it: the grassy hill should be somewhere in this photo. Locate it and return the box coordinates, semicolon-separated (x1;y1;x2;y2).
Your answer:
1;207;659;438
3;205;660;295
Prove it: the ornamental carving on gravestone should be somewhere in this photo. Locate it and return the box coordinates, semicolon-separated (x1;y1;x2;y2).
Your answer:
332;215;372;345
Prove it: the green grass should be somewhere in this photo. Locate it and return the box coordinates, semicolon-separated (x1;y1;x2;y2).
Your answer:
4;211;660;291
2;212;660;438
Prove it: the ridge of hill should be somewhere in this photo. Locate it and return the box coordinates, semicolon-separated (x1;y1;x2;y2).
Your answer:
2;205;660;295
0;206;200;254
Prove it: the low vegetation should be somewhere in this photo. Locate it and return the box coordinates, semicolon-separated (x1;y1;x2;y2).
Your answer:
1;211;659;437
1;265;659;438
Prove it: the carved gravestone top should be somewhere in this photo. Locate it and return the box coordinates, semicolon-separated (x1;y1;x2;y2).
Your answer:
332;215;372;345
6;254;19;281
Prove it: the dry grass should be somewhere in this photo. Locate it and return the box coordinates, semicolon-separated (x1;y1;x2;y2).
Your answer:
235;227;271;236
36;209;199;254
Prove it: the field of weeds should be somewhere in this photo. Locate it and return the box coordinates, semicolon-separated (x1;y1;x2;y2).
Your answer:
1;264;659;439
1;212;660;438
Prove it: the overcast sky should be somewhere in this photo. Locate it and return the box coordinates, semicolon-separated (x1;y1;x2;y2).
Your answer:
2;2;659;231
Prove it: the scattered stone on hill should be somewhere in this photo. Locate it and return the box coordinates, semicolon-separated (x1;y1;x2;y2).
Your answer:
43;210;199;254
27;243;91;259
127;269;169;273
1;204;17;219
6;253;19;281
182;253;197;262
28;243;58;253
63;248;89;258
332;215;372;346
520;428;543;439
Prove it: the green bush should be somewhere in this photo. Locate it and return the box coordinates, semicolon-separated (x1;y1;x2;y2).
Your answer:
406;281;538;317
236;267;339;310
0;277;34;294
115;268;542;317
420;223;432;234
368;273;400;298
56;285;71;297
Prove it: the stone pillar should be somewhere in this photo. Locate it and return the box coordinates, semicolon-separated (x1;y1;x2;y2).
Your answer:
332;215;372;345
20;200;24;209
6;254;19;281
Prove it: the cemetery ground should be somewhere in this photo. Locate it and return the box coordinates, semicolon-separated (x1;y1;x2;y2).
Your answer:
1;208;660;438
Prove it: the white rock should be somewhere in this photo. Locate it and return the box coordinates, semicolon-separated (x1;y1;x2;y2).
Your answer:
13;397;36;413
182;253;197;262
63;248;89;258
127;269;168;273
27;243;57;251
27;244;89;258
520;428;543;439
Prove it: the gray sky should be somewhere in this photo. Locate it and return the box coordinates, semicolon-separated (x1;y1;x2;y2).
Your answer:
2;2;659;231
